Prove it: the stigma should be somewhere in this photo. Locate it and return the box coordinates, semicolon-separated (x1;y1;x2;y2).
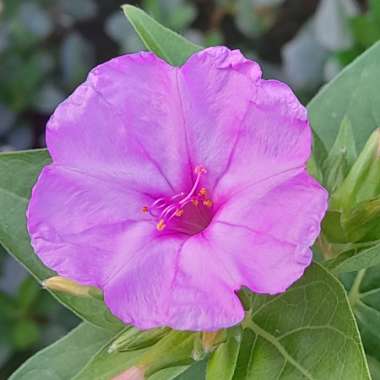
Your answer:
142;166;213;232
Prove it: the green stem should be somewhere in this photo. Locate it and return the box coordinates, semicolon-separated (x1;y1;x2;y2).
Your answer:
348;269;366;307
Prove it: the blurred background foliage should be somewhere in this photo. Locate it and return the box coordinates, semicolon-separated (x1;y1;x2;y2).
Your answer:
0;0;378;378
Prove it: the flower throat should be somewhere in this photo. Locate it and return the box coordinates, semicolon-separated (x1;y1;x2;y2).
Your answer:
143;166;213;235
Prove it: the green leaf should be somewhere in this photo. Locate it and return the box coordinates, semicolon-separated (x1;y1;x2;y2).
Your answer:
0;149;123;331
10;323;115;380
347;267;380;363
122;4;201;66
326;242;380;274
241;263;370;379
367;355;380;380
308;41;380;160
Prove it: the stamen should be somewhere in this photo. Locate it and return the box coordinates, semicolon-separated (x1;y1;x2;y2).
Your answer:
191;198;199;206
145;165;213;232
198;187;207;197
156;219;166;231
203;199;213;208
175;209;184;217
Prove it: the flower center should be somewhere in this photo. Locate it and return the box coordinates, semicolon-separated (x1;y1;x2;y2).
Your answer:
143;166;214;235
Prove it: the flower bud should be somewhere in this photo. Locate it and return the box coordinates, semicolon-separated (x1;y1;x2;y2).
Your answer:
192;330;227;361
42;276;102;299
341;197;380;242
108;327;170;353
131;331;196;377
322;117;357;193
331;129;380;212
112;366;145;380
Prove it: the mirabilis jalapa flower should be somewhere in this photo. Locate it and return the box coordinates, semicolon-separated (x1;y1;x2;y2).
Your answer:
27;47;328;331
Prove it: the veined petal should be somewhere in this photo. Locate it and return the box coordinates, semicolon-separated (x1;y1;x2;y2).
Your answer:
215;171;328;247
27;165;154;286
47;52;191;193
178;47;310;198
104;233;244;331
177;47;261;188
204;221;312;294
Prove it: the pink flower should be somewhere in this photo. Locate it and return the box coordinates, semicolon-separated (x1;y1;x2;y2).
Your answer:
27;47;327;331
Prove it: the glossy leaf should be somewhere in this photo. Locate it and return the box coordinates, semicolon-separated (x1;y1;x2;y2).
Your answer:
122;4;201;66
0;149;123;331
242;263;370;379
10;323;115;380
327;242;380;274
347;267;380;363
367;355;380;380
10;320;204;380
308;41;380;158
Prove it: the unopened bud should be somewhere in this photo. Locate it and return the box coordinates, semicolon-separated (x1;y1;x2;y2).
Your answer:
112;366;145;380
322;117;357;193
108;327;170;353
42;276;102;299
192;330;226;360
342;197;380;242
135;331;196;377
331;129;380;212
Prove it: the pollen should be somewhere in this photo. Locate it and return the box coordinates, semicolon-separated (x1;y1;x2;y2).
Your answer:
191;198;199;206
198;187;208;197
156;219;166;231
175;209;184;217
203;199;213;208
147;165;213;232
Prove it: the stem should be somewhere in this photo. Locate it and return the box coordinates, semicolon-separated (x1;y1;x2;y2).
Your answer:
348;269;366;307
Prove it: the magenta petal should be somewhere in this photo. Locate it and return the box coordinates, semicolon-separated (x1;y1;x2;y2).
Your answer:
178;47;310;197
207;171;327;294
27;165;153;286
178;47;262;189
47;52;191;193
104;234;244;331
205;222;312;295
166;235;244;330
216;171;328;247
213;80;311;198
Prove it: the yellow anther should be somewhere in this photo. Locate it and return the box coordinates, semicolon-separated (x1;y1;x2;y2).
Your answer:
198;187;208;197
156;219;166;231
191;198;199;206
175;209;184;217
142;206;149;213
203;199;213;208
